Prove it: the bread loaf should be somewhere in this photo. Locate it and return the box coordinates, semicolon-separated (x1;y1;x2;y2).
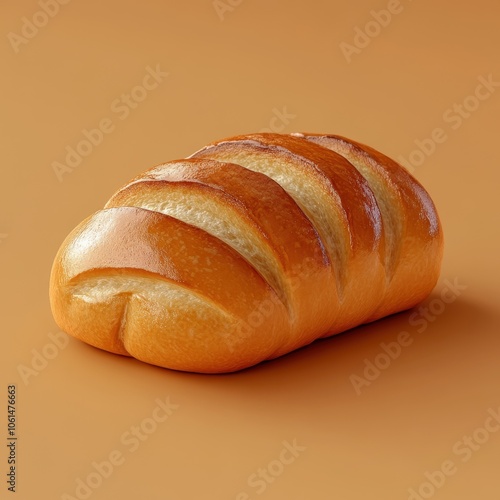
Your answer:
49;133;443;373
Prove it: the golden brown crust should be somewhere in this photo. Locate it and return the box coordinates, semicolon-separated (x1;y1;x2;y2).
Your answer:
295;133;444;319
50;206;290;372
49;132;444;373
105;159;335;352
191;133;387;334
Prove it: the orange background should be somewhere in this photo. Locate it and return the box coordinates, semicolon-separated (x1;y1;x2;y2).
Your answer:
1;1;499;499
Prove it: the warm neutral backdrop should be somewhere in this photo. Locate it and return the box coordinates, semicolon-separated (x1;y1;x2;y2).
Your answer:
1;1;499;499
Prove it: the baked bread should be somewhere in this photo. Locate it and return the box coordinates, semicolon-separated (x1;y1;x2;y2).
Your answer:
49;133;443;373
